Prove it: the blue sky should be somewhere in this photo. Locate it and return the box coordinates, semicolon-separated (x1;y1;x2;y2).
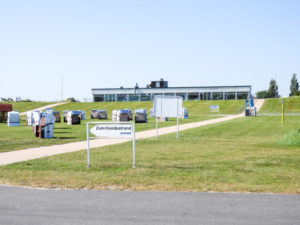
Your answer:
0;0;299;101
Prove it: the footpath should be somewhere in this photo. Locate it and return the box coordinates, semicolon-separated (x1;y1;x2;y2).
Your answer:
0;99;264;166
19;102;67;116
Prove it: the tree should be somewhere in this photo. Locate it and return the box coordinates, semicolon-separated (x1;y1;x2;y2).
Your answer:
268;79;279;98
290;73;299;96
256;90;270;99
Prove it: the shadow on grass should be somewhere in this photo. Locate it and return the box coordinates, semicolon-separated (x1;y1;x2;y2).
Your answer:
54;127;70;129
54;137;77;140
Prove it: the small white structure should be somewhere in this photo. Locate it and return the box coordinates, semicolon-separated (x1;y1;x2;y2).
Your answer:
91;109;107;119
27;111;44;126
112;110;118;122
124;109;133;120
135;109;148;123
67;111;81;125
78;110;86;120
32;111;42;126
41;112;56;138
26;111;33;126
112;110;130;122
98;110;107;119
64;110;70;122
7;111;20;126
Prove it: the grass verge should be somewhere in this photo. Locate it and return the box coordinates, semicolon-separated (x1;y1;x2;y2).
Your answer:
1;115;299;193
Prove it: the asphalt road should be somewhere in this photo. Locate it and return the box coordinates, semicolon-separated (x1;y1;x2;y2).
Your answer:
0;186;299;225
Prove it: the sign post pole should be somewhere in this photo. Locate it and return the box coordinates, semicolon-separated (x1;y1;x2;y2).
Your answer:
133;123;136;168
282;99;284;124
156;117;158;139
87;123;91;168
177;98;179;139
177;116;179;139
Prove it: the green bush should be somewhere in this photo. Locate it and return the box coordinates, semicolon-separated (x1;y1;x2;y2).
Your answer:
66;97;77;102
279;128;300;146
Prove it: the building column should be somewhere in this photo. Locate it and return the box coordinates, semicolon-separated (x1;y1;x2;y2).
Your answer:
223;92;225;100
150;93;153;100
138;93;141;101
126;94;129;102
235;92;238;100
210;92;213;100
248;92;251;99
185;93;188;101
104;94;106;102
198;92;201;100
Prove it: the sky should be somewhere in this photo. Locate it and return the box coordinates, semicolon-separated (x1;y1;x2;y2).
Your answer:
0;0;299;101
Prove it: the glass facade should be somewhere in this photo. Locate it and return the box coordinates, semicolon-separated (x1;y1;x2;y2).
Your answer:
105;94;116;102
140;94;151;101
93;91;250;102
117;94;127;102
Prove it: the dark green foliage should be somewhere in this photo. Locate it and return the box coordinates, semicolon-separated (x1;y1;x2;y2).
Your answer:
66;97;77;102
256;78;280;99
268;79;279;98
256;90;270;99
290;74;300;96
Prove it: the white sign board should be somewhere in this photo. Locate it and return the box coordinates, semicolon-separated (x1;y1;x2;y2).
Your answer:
90;124;133;138
210;105;220;113
87;122;136;168
153;96;183;139
154;96;183;118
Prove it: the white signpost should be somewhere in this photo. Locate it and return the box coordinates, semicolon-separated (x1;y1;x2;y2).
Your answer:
153;95;183;139
87;122;136;168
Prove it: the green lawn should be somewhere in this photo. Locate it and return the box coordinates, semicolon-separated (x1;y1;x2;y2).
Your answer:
5;102;57;113
258;96;300;114
53;99;245;118
1;115;299;193
0;100;244;152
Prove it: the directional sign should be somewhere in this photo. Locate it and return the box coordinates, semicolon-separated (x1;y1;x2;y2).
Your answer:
90;124;133;138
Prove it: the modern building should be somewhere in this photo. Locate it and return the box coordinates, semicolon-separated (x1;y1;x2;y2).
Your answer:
91;79;251;102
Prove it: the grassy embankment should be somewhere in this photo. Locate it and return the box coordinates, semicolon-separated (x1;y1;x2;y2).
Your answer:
258;96;300;114
0;100;244;152
1;102;56;113
1;114;299;193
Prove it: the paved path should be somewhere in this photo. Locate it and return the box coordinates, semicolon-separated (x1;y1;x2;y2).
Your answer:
0;99;264;166
20;102;67;116
0;185;298;225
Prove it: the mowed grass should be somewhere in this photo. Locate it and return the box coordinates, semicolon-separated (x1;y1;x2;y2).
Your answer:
5;102;57;113
53;99;245;118
1;115;299;193
259;96;300;114
0;100;244;152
